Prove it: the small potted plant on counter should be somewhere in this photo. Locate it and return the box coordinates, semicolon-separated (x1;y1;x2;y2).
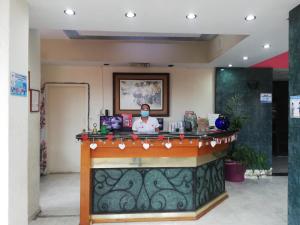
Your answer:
223;94;268;182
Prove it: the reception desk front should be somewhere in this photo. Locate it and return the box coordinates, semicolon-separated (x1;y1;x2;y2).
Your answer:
76;131;235;225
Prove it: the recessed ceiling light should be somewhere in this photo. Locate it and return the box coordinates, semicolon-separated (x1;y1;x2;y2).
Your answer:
64;9;75;16
245;14;256;21
243;56;249;61
186;13;197;20
263;43;271;49
125;11;136;18
228;64;233;67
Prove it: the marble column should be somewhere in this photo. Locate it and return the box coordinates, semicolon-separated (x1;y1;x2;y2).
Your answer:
289;4;300;225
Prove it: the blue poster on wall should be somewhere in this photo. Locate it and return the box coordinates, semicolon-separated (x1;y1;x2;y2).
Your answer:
10;72;27;96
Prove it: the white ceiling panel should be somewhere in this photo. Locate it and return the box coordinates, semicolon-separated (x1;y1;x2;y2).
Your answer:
29;0;300;67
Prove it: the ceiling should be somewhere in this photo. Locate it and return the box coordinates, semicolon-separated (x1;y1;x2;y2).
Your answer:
28;0;300;67
63;30;217;41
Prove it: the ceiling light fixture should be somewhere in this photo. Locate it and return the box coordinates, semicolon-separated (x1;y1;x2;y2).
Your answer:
243;56;249;61
64;9;75;16
245;14;256;21
228;64;233;67
186;13;197;20
263;43;271;49
125;11;136;18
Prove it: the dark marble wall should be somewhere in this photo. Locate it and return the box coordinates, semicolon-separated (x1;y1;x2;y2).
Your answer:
289;5;300;225
215;68;273;167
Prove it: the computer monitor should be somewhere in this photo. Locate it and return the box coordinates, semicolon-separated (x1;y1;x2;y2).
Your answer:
157;118;164;131
100;116;123;131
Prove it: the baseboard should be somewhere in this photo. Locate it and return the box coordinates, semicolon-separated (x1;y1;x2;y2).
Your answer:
90;193;228;223
272;172;288;176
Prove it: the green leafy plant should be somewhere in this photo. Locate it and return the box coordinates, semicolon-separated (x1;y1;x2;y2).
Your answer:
223;94;269;178
224;94;248;131
231;145;268;173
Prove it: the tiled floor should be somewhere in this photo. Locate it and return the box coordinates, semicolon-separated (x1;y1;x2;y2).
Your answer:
30;174;288;225
39;173;80;217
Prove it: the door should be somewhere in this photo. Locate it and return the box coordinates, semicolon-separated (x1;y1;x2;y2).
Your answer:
46;85;88;173
272;81;288;156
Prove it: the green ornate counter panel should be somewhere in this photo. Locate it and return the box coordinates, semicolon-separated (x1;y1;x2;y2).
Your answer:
77;131;235;224
92;159;224;214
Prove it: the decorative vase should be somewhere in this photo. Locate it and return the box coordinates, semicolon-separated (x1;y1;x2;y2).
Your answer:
215;115;230;130
224;160;246;182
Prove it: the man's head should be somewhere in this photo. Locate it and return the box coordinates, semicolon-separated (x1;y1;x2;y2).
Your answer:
141;104;150;111
140;104;150;117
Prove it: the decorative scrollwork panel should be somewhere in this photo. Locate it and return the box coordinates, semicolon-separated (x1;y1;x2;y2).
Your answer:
92;168;194;214
195;159;225;209
92;158;225;214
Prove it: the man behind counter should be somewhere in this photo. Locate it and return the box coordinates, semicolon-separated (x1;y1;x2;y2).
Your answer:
132;104;160;133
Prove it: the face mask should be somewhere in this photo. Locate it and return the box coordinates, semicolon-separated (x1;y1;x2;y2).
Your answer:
141;110;149;117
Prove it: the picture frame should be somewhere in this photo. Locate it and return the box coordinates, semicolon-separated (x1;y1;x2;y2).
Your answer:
113;73;170;116
30;89;40;112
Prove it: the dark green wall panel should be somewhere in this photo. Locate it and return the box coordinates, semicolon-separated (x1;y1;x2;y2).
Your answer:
215;68;273;166
289;5;300;225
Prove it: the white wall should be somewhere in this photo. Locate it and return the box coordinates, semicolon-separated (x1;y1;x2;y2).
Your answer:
0;0;10;223
28;29;41;219
42;65;102;129
42;65;214;172
42;65;215;129
9;0;29;224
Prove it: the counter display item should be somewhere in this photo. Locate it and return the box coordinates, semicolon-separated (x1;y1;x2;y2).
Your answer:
121;113;133;128
157;118;164;131
184;111;198;132
100;116;123;131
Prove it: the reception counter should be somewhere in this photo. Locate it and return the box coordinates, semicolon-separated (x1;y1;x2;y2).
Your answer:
76;131;236;225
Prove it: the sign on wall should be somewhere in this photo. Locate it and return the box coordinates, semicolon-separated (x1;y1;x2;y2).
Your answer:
260;93;272;103
290;96;300;118
10;72;27;97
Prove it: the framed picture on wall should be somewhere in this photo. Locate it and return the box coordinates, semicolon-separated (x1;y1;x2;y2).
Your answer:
113;73;170;116
30;89;40;112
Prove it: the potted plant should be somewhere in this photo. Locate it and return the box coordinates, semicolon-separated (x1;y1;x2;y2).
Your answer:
223;94;268;181
223;94;247;131
225;145;268;182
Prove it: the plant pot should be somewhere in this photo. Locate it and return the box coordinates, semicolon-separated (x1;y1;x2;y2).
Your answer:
224;160;246;182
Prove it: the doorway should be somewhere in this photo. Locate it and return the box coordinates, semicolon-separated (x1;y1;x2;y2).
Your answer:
45;84;88;173
272;79;288;175
38;83;88;218
39;84;88;217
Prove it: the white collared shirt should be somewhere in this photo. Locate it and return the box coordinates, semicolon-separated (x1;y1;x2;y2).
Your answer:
132;116;159;133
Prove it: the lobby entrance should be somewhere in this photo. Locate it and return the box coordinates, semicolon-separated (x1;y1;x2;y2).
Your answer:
272;70;289;175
